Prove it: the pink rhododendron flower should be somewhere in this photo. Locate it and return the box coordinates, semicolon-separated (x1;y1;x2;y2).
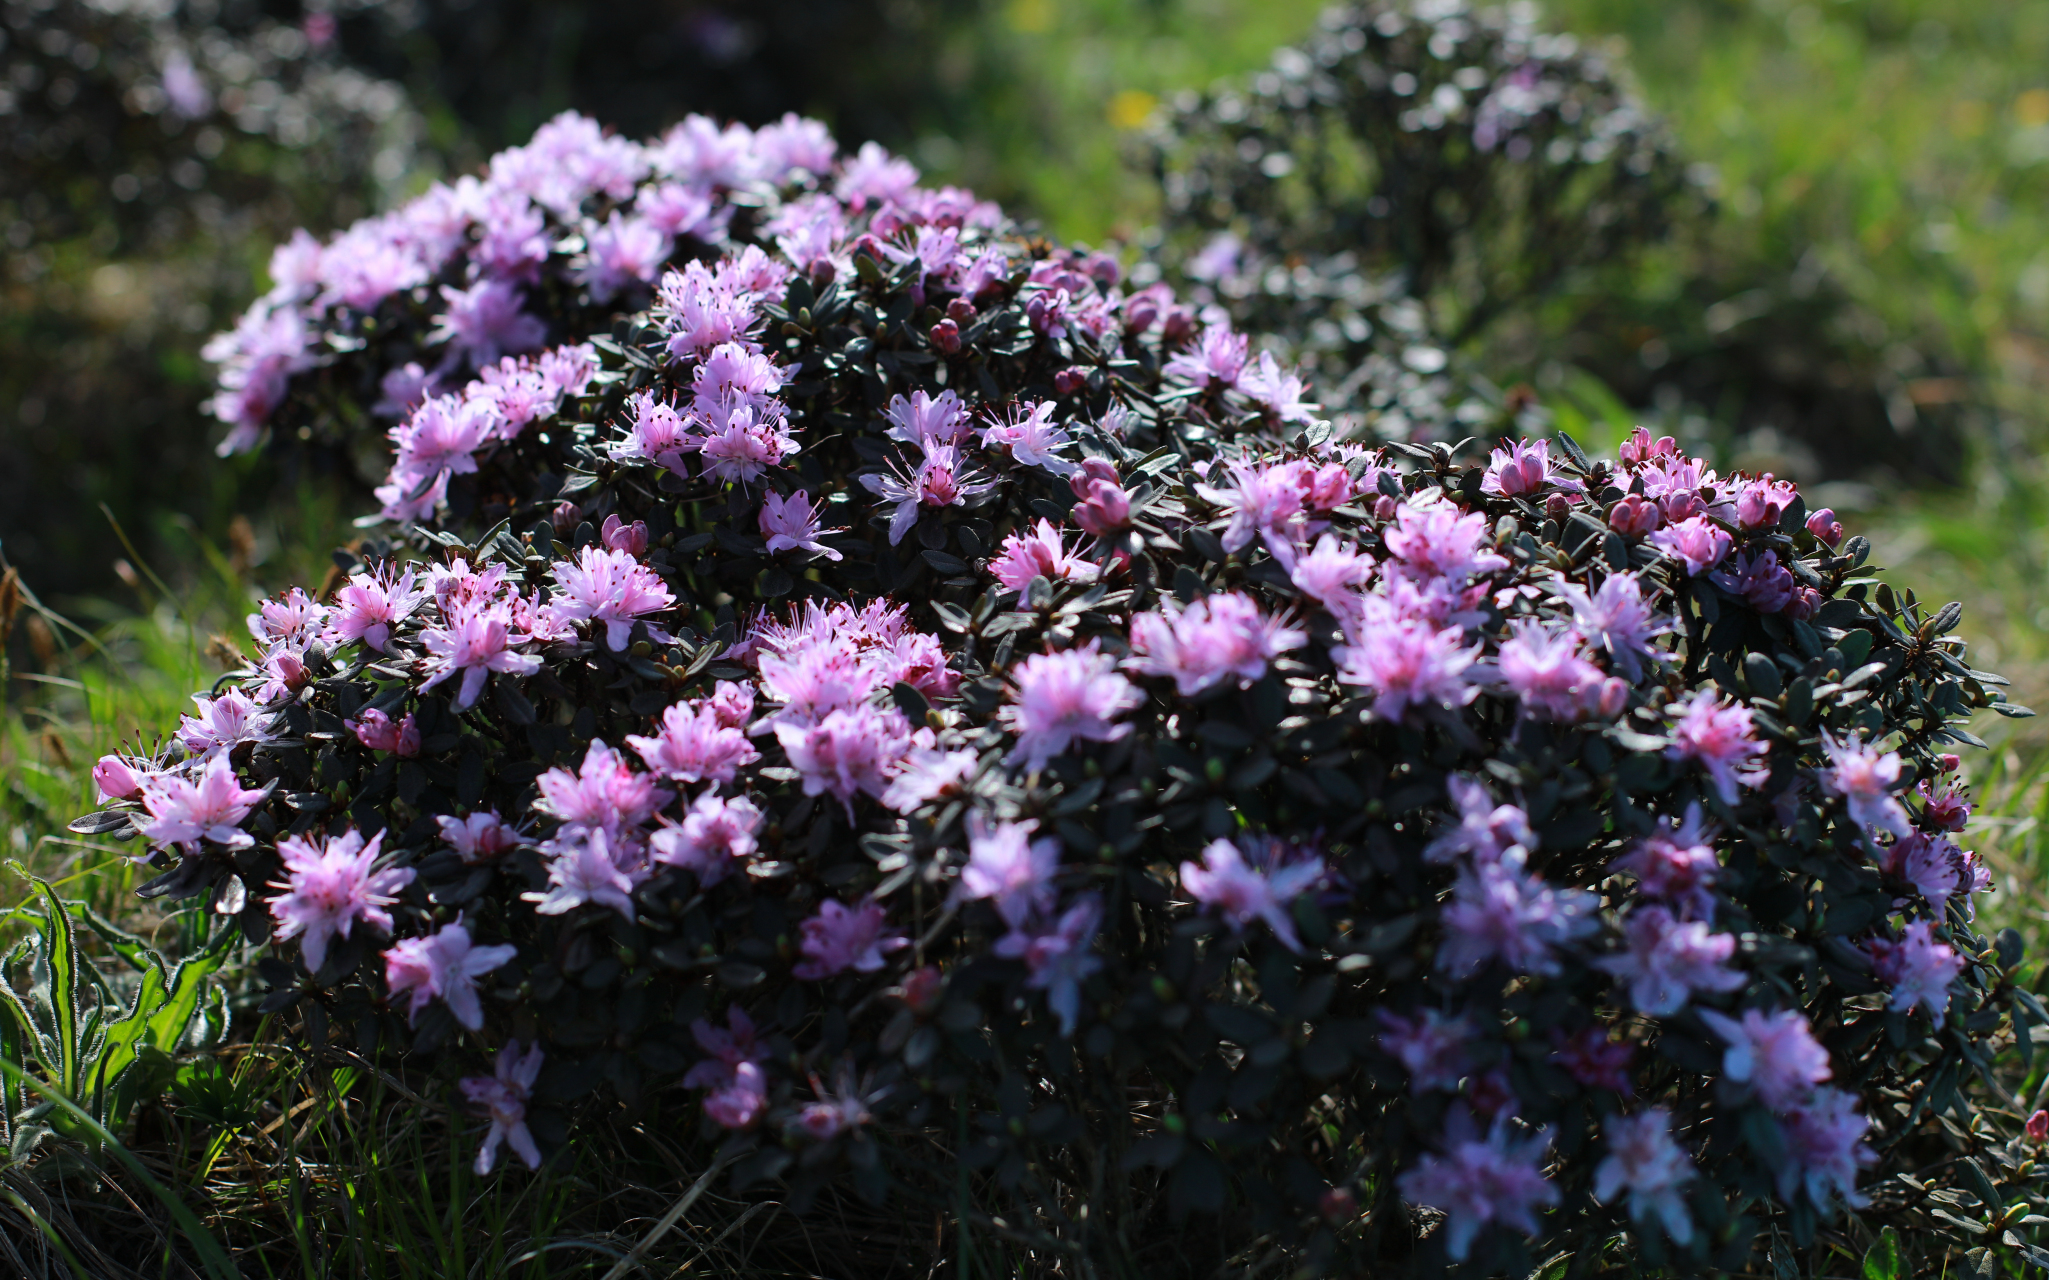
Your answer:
612;393;697;474
1496;620;1608;720
1592;1110;1695;1245
1607;493;1661;536
1071;474;1133;538
1593;907;1744;1015
437;811;519;862
1382;496;1509;583
708;681;755;729
431;278;547;366
648;790;763;885
696;402;800;485
1881;831;1978;917
137;755;267;855
1163;325;1249;389
1235;350;1319;422
1376;1009;1473;1093
999;643;1143;771
1664;689;1768;805
536;739;673;836
992;894;1104;1036
1710;549;1797;614
1820;731;1910;838
627;700;760;784
1918;774;1972;832
685;1004;770;1130
775;703;915;812
1697;1007;1830;1110
979;400;1078;476
177;689;278;758
1776;1086;1874;1210
881;741;980;813
1609;803;1720;917
759;489;844;559
860;441;997;544
1398;1114;1558;1262
1288;534;1375;613
1733;474;1800;530
1548;571;1671;680
1438;855;1597;978
1647;516;1732;576
346;708;420;757
1424;776;1535;866
1331;598;1480;722
883;388;970;447
1126;592;1306;697
248;587;330;646
1806;507;1844;546
548;546;677;650
1194;459;1320;560
988;519;1098;592
1867;920;1961;1027
577;212;669;301
418;609;544;710
794;898;908;979
528;827;644;921
1180;836;1325;952
383;917;518;1030
268;827;415;973
1481;438;1576;498
959;813;1061;927
461;1040;544;1174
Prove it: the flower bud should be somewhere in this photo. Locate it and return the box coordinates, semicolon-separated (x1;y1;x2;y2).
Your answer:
901;966;944;1015
1070;457;1120;495
1939;753;1961;774
929;318;962;354
1607;494;1661;536
2029;1110;2049;1144
1543;492;1572;522
601;514;649;556
1660;490;1704;524
550;500;581;534
1372;494;1399;522
93;754;143;802
1785;586;1820;621
1073;479;1133;537
945;297;977;323
1319;1187;1359;1225
1805;507;1843;547
1053;366;1089;396
1161;306;1196;345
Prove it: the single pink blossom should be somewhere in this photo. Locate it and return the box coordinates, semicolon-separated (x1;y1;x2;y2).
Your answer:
1609;803;1720;917
137;755;267;856
1424;776;1534;866
461;1040;545;1174
437;811;520;862
1496;620;1607;720
347;708;420;757
759;489;844;560
1288;534;1375;613
959;813;1061;927
268;827;415;973
648;790;763;885
1664;689;1768;805
1438;855;1598;978
1180;837;1325;952
548;546;676;651
1867;919;1961;1027
988;519;1098;592
1776;1086;1874;1210
177;689;278;758
1548;571;1671;680
1376;1009;1472;1093
1592;1110;1695;1245
535;739;673;836
1331;598;1479;722
775;703;915;813
1398;1115;1558;1262
1647;516;1732;576
383;918;518;1030
1820;731;1910;838
526;827;643;922
1592;907;1745;1015
998;642;1143;772
1698;1006;1831;1110
626;700;760;784
794;898;908;979
1126;592;1306;697
1382;496;1509;584
418;609;543;710
93;753;149;802
991;894;1104;1036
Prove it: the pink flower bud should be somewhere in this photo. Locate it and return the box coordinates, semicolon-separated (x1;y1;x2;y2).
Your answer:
1618;426;1678;467
946;297;977;323
601;514;649;556
1608;494;1661;536
1543;492;1572;521
1161;307;1196;345
1053;366;1088;396
901;965;944;1015
1785;586;1820;621
2029;1110;2049;1144
929;318;962;354
1070;457;1120;496
93;754;143;802
1301;462;1354;511
1072;479;1132;537
1372;494;1399;522
1938;753;1961;774
1806;507;1843;547
550;501;581;534
1589;677;1630;721
1661;490;1704;524
1319;1187;1359;1224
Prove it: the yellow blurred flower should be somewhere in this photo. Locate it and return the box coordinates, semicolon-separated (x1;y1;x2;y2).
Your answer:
1107;89;1158;130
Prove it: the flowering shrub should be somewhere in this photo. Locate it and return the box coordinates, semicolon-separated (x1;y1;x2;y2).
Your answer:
73;102;2047;1275
1145;1;1700;442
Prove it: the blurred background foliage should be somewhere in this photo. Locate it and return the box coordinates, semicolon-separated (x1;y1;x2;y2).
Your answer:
16;0;2049;1267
